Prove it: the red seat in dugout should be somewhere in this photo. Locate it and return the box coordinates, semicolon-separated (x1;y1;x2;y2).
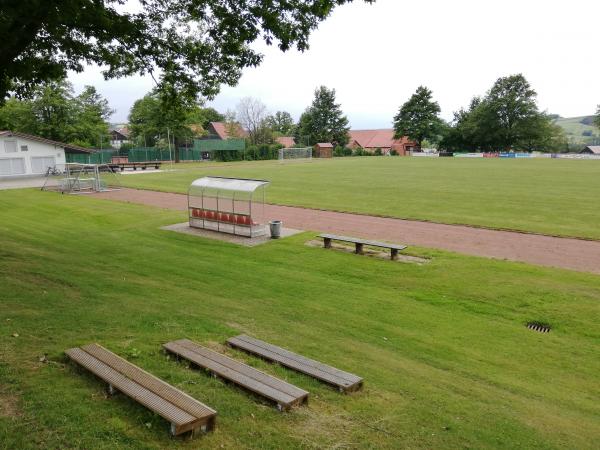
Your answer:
187;176;270;238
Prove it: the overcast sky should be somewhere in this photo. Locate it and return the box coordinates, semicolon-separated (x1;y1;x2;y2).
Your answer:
69;0;600;128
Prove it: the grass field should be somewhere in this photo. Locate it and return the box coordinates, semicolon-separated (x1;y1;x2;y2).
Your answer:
114;157;600;239
1;190;599;449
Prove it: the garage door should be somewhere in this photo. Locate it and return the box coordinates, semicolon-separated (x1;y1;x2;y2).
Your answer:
0;158;26;175
31;156;56;174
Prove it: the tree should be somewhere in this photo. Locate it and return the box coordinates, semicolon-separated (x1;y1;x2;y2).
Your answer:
477;74;540;151
129;95;162;147
1;0;372;103
0;80;112;147
266;111;295;135
0;97;38;135
393;86;443;148
30;80;75;143
128;85;204;159
440;74;563;152
236;97;270;144
223;110;243;139
293;111;314;147
595;105;600;130
295;86;349;146
199;108;225;130
70;86;114;148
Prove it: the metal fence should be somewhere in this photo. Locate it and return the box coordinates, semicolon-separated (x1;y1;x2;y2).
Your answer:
66;150;117;164
194;138;245;152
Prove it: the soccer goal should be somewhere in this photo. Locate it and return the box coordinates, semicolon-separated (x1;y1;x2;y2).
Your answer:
41;163;121;194
278;147;313;162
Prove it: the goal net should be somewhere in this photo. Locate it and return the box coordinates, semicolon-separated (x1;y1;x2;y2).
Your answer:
41;163;121;194
278;147;312;162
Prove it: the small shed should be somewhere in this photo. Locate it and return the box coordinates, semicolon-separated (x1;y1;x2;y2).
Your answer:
314;143;333;158
188;177;270;237
580;145;600;155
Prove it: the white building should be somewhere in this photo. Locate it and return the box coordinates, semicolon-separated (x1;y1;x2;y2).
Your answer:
109;127;131;149
0;131;93;177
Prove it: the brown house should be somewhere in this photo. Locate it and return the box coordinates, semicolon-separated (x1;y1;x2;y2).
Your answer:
207;122;248;140
314;143;334;158
276;136;296;147
347;129;417;155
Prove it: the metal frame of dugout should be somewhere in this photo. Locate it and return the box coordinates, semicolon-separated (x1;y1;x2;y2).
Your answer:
188;176;270;238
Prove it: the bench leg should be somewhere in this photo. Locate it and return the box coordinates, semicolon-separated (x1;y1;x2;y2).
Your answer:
324;237;332;249
107;384;117;396
355;243;364;254
391;248;399;260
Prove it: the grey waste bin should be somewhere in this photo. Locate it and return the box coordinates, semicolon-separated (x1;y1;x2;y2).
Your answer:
269;220;282;239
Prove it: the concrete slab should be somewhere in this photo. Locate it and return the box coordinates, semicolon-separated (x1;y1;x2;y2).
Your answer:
161;222;303;247
0;176;46;190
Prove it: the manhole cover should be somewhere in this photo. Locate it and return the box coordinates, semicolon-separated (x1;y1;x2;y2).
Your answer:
526;322;551;333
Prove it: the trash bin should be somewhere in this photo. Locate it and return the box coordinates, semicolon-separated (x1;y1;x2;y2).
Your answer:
269;220;282;239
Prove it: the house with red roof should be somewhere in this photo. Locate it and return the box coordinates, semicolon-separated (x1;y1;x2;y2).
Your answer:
207;122;248;140
347;129;417;155
276;136;295;147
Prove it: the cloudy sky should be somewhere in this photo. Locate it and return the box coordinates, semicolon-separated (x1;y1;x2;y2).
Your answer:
69;0;600;128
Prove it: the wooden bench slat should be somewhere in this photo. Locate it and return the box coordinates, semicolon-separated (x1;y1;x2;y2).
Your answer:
66;348;195;426
319;234;407;251
173;339;307;399
227;338;348;389
81;344;216;421
164;340;308;410
227;335;363;393
228;334;362;383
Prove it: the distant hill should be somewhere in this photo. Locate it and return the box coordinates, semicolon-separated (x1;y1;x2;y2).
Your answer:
554;115;599;144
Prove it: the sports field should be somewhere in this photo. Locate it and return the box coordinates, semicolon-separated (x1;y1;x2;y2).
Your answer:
114;157;600;239
1;190;599;449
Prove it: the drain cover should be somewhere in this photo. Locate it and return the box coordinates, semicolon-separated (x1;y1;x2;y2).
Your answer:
527;322;551;333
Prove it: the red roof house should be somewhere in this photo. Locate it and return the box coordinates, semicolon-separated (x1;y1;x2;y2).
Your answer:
207;122;248;140
276;136;296;147
347;129;417;155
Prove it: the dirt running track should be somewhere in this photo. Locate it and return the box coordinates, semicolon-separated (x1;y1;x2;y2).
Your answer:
93;188;600;275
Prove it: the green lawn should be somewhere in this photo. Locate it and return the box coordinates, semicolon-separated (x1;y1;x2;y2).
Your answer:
114;157;600;239
1;190;599;449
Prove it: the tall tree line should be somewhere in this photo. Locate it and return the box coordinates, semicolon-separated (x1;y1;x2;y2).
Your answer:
393;74;567;152
0;80;112;148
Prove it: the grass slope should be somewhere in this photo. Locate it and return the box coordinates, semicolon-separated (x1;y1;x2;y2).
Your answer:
1;190;599;449
555;116;598;142
115;157;600;239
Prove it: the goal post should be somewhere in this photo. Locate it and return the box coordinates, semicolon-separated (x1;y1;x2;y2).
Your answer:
278;147;313;162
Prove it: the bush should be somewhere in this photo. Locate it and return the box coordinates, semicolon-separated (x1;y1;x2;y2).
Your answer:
374;148;382;156
334;146;353;156
352;148;368;156
119;142;134;152
390;149;398;156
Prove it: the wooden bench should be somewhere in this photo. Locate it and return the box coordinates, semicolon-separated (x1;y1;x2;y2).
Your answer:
66;344;216;437
163;339;308;411
227;335;363;393
108;161;162;171
319;233;407;260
